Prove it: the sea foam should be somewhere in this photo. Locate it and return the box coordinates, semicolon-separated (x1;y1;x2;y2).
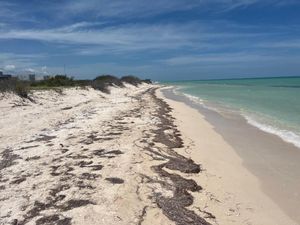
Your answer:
245;116;300;148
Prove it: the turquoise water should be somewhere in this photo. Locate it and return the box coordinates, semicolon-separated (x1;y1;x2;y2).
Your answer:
165;77;300;148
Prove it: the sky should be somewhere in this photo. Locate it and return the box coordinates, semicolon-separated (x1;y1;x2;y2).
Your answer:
0;0;300;80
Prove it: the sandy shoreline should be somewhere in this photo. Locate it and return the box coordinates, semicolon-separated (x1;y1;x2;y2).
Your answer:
160;87;299;225
0;85;298;225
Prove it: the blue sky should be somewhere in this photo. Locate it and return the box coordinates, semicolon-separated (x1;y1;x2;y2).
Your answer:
0;0;299;80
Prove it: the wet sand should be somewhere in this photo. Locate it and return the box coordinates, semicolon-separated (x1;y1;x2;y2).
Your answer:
161;87;300;224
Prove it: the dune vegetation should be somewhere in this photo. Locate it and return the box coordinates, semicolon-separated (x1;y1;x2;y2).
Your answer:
0;75;151;97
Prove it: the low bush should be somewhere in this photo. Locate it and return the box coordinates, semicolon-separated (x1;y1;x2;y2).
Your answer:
0;79;30;98
121;76;152;85
121;75;143;86
94;75;124;87
75;80;92;87
142;79;152;84
0;74;151;96
92;75;124;93
91;80;109;93
31;75;75;87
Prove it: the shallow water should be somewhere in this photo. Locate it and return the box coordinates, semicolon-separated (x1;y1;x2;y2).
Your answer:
164;77;300;148
162;87;300;223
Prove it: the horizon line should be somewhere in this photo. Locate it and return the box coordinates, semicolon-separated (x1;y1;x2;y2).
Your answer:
159;75;300;83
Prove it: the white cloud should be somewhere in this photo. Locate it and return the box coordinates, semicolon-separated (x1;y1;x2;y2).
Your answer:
60;0;289;19
4;64;16;71
0;23;197;52
0;0;298;29
162;53;282;66
24;66;49;74
0;21;275;55
256;40;300;48
0;53;46;74
61;0;202;18
25;68;36;73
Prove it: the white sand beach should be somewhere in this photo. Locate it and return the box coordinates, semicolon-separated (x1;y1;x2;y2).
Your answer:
0;85;171;225
0;85;299;225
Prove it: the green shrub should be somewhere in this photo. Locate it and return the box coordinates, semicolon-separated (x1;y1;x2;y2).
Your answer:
94;75;124;87
31;75;75;87
0;74;151;97
121;76;152;86
91;81;109;93
75;80;92;87
121;75;143;86
142;79;152;84
92;75;124;93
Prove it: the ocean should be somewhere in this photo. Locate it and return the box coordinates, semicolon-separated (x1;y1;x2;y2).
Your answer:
164;77;300;148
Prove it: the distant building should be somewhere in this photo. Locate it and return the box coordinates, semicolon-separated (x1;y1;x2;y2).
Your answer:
29;74;36;82
0;71;12;80
0;75;12;80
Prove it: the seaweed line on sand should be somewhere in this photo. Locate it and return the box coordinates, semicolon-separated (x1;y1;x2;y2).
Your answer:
144;88;213;225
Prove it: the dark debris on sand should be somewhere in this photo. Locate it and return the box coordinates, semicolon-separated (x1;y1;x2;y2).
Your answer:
59;199;95;211
144;88;212;225
26;134;57;143
105;177;125;184
35;214;72;225
0;148;21;171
